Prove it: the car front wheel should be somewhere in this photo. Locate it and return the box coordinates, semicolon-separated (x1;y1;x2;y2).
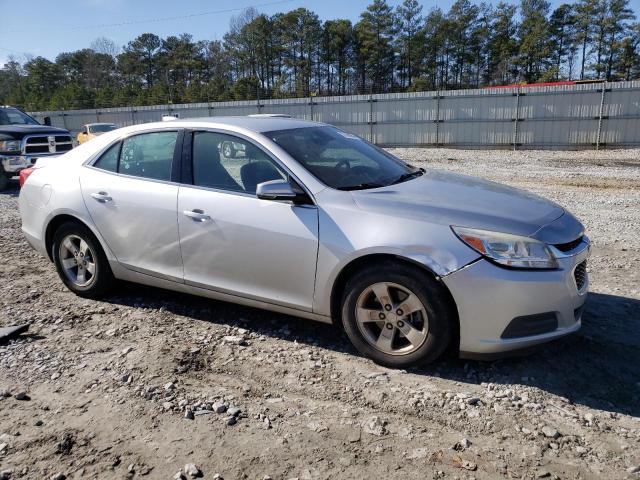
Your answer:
52;222;115;298
341;263;455;368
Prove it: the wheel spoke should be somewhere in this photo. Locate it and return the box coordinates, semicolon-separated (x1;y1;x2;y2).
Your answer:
398;293;423;316
76;267;86;284
375;326;395;352
356;307;383;323
61;258;77;270
85;260;96;275
371;283;393;309
397;321;427;347
79;239;90;256
62;238;78;256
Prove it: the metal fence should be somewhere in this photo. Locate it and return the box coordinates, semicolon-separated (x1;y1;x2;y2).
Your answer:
29;80;640;149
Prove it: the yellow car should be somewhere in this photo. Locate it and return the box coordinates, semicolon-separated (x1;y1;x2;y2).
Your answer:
77;123;118;145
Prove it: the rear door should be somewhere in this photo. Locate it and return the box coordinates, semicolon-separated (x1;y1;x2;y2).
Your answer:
177;130;319;311
80;130;184;281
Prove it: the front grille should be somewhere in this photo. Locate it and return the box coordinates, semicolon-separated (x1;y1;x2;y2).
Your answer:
574;260;587;291
554;235;584;252
23;134;73;156
26;136;48;144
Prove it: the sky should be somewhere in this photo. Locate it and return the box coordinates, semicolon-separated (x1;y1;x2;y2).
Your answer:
1;0;639;66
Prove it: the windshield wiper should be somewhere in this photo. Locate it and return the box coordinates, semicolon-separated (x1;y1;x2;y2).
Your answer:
338;182;386;191
390;169;424;185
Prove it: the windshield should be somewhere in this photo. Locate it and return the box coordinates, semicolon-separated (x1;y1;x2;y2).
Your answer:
0;107;40;126
266;126;422;190
89;124;117;133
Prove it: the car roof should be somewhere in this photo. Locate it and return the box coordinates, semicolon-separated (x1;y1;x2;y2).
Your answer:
86;122;117;126
174;116;323;133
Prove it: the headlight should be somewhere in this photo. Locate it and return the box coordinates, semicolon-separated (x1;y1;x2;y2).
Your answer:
452;226;558;269
0;140;21;152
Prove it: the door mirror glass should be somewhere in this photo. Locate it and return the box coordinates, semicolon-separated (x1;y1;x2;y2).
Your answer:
256;180;297;201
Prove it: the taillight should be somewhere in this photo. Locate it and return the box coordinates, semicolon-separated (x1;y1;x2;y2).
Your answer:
19;168;34;188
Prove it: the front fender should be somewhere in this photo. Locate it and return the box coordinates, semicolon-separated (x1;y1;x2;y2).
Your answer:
312;198;481;316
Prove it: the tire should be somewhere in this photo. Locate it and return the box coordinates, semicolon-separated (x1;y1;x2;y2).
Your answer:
0;169;8;191
341;262;454;368
51;221;115;298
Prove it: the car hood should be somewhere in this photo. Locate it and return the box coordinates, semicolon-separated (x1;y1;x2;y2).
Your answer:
351;170;582;243
0;124;70;140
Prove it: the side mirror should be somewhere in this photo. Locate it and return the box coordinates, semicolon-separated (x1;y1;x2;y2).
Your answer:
256;179;296;201
43;116;52;126
256;179;310;204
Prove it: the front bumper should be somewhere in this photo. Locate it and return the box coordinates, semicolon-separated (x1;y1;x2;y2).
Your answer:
443;242;589;357
1;154;41;174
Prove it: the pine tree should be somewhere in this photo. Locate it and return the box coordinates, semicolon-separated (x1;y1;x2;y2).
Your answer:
488;2;519;84
549;4;577;79
518;0;552;82
395;0;424;88
575;0;599;78
355;0;397;92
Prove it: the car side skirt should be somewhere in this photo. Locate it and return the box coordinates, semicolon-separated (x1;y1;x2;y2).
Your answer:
109;261;333;325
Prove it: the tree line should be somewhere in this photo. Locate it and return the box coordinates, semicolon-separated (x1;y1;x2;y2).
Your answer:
1;0;638;111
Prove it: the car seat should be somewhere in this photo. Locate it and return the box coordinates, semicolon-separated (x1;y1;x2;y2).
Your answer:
193;134;242;191
240;160;284;194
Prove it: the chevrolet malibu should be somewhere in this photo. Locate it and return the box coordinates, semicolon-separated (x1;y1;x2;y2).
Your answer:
19;117;589;367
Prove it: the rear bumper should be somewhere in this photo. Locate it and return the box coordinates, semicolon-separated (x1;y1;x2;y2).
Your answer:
443;245;589;356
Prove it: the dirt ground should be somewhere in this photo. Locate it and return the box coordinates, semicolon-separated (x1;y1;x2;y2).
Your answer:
1;149;639;480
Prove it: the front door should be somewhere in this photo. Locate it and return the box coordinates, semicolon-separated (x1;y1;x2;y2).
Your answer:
80;130;184;281
177;131;319;311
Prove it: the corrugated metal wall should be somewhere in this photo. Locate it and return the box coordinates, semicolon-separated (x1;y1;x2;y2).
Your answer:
29;80;640;149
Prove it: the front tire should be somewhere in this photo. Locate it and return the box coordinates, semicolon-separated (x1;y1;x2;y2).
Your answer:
0;169;8;191
341;262;454;368
52;222;115;298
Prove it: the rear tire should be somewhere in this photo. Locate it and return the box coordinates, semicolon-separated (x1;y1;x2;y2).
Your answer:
0;170;8;191
341;262;454;368
52;222;115;298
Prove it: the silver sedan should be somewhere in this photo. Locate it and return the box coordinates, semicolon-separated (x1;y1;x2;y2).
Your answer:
19;117;589;367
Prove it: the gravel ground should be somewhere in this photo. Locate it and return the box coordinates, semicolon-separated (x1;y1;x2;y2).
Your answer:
1;149;639;480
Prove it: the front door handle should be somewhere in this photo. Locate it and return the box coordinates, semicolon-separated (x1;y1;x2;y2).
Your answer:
183;209;211;222
91;192;112;202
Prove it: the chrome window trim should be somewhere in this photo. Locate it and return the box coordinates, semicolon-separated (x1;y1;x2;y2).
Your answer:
83;164;183;188
83;125;318;205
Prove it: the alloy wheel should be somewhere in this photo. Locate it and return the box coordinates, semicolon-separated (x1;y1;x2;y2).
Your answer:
355;282;429;356
58;234;97;287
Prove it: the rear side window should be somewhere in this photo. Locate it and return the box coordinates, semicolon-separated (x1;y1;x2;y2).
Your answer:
120;131;178;181
93;143;120;172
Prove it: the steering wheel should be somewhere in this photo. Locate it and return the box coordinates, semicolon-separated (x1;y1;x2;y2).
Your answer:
335;159;351;170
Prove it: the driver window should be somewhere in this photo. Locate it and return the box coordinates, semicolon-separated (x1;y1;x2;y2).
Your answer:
192;132;286;194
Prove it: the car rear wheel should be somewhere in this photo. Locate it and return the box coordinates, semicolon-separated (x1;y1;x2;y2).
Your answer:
0;169;8;191
52;222;115;298
341;263;454;368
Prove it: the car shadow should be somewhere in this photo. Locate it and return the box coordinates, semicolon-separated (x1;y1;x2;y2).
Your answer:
103;285;639;418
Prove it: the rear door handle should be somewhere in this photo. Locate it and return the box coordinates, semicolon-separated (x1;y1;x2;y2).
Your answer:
91;192;112;202
183;209;211;222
